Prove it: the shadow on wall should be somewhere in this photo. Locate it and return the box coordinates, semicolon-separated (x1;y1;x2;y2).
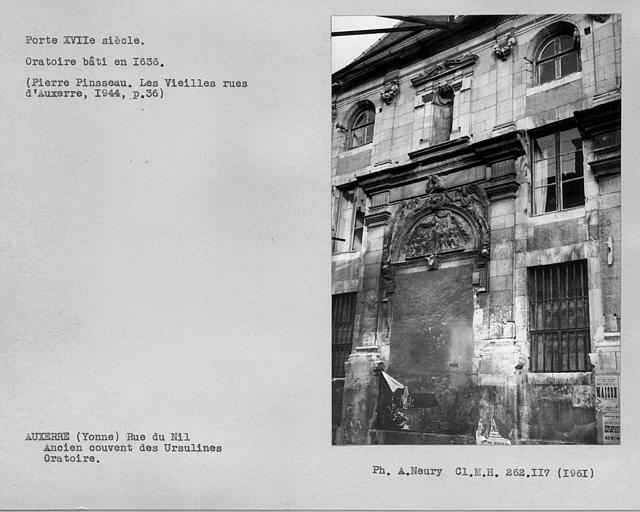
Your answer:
530;395;596;444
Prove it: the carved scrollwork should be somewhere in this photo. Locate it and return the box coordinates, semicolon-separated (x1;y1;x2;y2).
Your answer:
410;54;479;88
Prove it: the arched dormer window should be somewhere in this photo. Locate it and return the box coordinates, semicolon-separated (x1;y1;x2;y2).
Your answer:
536;33;580;85
348;105;375;149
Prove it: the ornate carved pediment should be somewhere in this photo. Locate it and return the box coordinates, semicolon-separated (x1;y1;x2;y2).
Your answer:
411;54;478;88
382;184;490;267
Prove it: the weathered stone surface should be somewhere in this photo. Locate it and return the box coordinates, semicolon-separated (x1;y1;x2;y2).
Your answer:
335;348;383;445
332;14;621;445
387;264;475;434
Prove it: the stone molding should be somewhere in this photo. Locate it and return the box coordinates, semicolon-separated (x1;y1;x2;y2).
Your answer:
411;54;479;88
574;100;621;180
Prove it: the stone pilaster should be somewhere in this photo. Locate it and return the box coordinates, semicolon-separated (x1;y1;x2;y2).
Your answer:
335;347;384;444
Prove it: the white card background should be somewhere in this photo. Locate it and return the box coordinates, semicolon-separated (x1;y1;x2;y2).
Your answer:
1;1;638;509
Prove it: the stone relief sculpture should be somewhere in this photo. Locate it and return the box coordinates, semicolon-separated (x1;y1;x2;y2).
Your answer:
376;184;490;342
381;183;490;268
425;174;446;193
404;210;473;258
380;80;399;105
493;31;517;61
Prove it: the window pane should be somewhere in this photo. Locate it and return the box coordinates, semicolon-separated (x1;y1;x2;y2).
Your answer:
364;124;374;144
558;35;575;52
351;228;363;251
539;40;557;60
538;60;556;84
560;51;579;76
577;333;586;371
561;150;583;179
559;128;581;153
537;337;544;371
351;127;365;148
534;134;556;159
363;109;373;124
560;153;578;178
351;207;364;251
576;297;587;327
562;178;584;209
560;333;571;372
334;191;354;253
544;333;558;371
353;111;367;128
533;133;557;214
533;184;556;214
560;298;568;328
353;109;374;128
534;158;556;185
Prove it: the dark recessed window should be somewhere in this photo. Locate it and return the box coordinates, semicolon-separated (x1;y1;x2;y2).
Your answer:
529;260;591;372
532;128;584;215
348;107;375;149
332;189;365;253
536;34;580;85
332;293;357;378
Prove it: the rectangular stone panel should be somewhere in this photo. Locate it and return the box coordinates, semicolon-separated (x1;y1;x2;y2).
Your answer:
336;148;372;175
389;265;474;386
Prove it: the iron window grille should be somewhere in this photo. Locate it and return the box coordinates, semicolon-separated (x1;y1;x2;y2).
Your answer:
528;260;591;372
531;127;584;215
332;292;357;378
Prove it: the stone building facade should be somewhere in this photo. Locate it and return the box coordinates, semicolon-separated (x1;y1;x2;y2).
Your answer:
331;14;621;445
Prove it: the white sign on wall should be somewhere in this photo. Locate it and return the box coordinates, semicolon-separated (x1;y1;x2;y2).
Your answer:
596;375;620;411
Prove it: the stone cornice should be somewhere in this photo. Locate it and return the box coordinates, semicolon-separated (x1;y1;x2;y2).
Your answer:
410;54;479;88
407;135;473;162
364;210;392;228
589;154;621;179
574;99;621;138
473;131;526;164
358;131;525;196
483;180;520;201
574;100;621;180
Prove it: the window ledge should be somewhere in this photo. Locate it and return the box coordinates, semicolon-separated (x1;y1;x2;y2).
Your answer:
526;72;582;97
527;371;592;386
332;250;362;262
529;206;585;224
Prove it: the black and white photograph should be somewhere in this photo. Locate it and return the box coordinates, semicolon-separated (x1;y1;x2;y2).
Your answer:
2;2;639;510
332;15;621;445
